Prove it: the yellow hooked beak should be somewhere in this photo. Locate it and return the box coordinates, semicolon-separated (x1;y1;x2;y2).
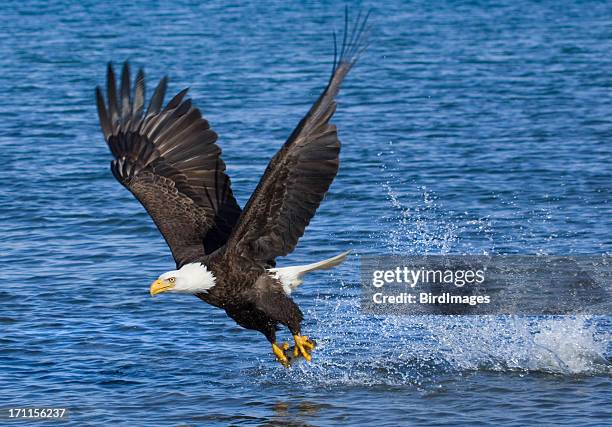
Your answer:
150;279;175;296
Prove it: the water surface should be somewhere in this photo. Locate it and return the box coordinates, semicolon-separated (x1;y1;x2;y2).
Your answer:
0;1;610;425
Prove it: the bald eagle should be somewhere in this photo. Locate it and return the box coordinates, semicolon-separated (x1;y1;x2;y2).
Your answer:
95;12;368;367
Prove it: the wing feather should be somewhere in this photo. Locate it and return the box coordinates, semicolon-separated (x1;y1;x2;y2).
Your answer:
224;10;369;263
146;76;167;116
96;63;242;266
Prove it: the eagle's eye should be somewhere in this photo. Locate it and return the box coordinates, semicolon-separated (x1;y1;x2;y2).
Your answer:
168;277;176;283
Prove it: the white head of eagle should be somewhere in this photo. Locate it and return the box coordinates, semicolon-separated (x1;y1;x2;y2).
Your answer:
149;263;216;296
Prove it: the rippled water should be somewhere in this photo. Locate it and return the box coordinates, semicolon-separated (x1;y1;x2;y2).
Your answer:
1;1;611;425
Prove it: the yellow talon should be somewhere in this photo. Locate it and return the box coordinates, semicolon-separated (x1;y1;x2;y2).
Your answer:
293;335;315;362
303;339;315;350
272;343;289;368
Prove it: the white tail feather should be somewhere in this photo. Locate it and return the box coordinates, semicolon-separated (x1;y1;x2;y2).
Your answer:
268;250;351;295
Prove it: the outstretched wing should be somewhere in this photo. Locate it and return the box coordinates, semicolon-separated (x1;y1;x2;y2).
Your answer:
96;63;241;267
224;10;369;264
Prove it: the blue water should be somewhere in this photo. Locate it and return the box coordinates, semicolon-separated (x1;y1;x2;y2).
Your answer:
1;1;611;425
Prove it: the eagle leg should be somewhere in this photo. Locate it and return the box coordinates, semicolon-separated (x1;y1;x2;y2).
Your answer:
293;335;316;362
272;342;290;367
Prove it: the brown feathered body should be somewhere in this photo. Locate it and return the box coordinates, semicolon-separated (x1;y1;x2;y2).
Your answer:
200;255;302;343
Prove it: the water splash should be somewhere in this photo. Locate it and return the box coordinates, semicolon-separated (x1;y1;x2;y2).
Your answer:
259;182;611;387
426;315;610;375
380;182;459;255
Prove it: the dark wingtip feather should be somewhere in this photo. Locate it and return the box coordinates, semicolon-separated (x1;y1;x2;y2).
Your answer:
132;68;146;130
339;6;349;60
331;31;338;75
120;61;131;123
333;7;371;75
319;8;371;97
147;76;168;115
162;87;190;112
106;62;119;123
96;86;112;139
